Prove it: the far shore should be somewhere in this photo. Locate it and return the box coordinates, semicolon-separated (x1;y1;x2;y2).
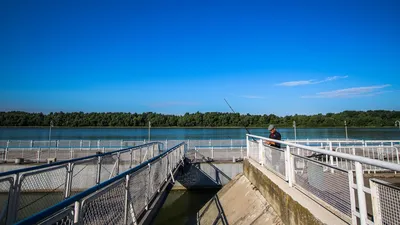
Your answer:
0;126;398;129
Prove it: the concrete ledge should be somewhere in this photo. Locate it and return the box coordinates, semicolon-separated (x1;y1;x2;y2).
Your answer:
244;158;348;225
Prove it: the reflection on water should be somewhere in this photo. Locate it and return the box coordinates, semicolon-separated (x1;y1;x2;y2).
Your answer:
153;189;219;225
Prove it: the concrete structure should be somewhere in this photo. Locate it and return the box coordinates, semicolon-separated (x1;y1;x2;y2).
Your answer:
198;174;283;225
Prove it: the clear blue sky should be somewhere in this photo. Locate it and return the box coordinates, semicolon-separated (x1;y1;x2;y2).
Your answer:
1;0;399;116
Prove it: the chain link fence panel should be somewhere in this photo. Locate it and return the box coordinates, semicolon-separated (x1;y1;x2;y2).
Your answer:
17;166;68;222
293;155;351;218
81;179;126;225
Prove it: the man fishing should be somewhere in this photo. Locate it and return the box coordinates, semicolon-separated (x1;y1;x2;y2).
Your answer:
265;124;281;148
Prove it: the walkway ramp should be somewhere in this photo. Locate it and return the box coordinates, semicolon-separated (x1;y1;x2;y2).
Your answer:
198;174;283;225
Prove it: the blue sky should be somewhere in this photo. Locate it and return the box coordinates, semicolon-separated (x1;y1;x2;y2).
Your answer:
1;0;399;115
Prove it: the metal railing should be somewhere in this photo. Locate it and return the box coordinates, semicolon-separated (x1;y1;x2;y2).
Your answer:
2;138;399;164
0;142;162;225
246;134;400;225
15;142;186;225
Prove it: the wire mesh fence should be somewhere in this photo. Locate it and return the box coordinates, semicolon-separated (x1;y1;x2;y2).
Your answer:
128;166;149;221
370;179;400;225
0;177;13;224
263;145;286;179
293;155;351;217
81;179;126;225
70;158;98;196
99;154;119;183
0;142;162;225
17;166;68;222
13;142;185;225
38;206;74;225
336;147;399;173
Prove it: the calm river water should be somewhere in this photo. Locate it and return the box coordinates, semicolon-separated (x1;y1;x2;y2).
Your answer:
0;127;399;140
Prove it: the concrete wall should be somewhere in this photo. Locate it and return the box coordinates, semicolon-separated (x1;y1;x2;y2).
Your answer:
244;158;348;225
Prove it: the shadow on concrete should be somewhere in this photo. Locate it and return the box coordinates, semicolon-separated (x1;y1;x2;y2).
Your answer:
176;155;233;189
198;194;229;225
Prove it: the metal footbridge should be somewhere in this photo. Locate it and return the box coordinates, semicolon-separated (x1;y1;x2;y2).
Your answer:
1;137;400;225
0;142;185;225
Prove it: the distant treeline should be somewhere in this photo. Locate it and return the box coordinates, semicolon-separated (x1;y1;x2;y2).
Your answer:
1;110;400;128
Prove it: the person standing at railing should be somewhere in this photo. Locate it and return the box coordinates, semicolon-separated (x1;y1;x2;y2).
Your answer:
265;124;281;148
264;124;282;173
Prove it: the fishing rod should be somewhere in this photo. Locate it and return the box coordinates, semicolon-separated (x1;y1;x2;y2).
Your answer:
224;98;257;142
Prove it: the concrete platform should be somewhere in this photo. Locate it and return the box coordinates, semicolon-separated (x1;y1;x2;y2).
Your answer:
198;174;283;225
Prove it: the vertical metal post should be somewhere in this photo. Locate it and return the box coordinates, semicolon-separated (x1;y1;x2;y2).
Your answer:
344;120;348;140
124;174;130;225
80;140;82;151
5;140;9;161
286;145;292;185
37;148;41;163
74;201;80;223
329;142;334;173
6;174;20;225
145;163;151;210
246;136;250;158
293;121;297;143
348;171;357;225
65;163;73;199
355;162;367;225
30;140;33;148
116;152;120;176
48;120;53;159
369;180;382;225
148;121;151;142
258;139;264;165
96;156;102;184
211;146;214;159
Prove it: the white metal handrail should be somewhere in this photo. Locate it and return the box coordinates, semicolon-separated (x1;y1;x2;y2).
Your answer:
15;142;186;225
0;142;162;225
246;134;400;225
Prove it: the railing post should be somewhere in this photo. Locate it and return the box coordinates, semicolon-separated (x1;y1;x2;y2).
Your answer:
258;139;264;165
6;174;20;225
116;152;121;176
355;162;368;225
129;149;133;169
329;142;334;173
145;163;151;210
65;163;73;199
37;148;41;163
246;136;250;158
80;140;82;151
124;174;130;225
74;201;80;224
348;171;357;225
285;145;292;185
211;146;214;159
96;156;102;184
369;180;382;225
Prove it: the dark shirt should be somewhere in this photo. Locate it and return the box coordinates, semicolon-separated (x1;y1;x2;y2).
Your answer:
269;131;281;148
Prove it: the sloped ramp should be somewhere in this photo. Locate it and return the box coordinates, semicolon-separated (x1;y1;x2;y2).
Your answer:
198;174;283;225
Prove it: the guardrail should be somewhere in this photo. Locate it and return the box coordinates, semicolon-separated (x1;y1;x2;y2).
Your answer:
0;142;162;225
246;134;400;225
15;142;186;225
